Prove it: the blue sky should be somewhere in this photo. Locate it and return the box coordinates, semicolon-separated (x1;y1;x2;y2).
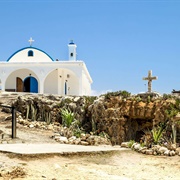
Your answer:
0;0;180;95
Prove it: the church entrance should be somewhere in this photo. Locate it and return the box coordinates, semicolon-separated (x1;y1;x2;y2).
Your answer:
16;77;23;92
24;76;38;93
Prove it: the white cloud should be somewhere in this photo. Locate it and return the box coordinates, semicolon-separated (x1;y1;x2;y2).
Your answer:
91;89;112;96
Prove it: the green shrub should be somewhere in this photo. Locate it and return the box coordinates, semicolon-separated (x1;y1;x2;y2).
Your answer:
135;96;142;102
162;93;173;100
104;90;131;99
99;131;110;139
120;90;131;98
61;108;75;128
152;128;162;145
147;95;151;103
128;140;135;148
140;142;145;147
84;96;97;106
151;123;166;145
69;120;84;138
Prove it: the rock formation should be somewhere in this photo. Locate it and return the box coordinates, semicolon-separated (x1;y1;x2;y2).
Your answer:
1;92;180;145
89;94;180;145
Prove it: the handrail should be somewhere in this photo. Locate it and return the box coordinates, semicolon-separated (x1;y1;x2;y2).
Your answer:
0;105;16;138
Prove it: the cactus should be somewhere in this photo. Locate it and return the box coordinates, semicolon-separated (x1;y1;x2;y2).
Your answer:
26;104;30;120
45;112;51;125
30;104;37;121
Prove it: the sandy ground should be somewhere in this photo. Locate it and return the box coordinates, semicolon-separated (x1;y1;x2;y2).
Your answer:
0;150;180;180
0;112;180;180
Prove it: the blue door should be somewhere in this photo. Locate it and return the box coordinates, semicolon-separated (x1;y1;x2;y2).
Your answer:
24;76;38;93
30;77;38;93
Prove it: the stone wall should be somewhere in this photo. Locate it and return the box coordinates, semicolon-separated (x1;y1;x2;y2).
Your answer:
12;94;96;132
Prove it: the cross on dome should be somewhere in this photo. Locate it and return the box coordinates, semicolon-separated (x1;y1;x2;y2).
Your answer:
28;37;35;47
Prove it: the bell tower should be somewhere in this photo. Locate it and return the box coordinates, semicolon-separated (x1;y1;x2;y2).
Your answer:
68;40;77;61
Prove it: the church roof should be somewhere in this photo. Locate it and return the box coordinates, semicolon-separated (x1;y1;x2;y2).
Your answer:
7;47;54;62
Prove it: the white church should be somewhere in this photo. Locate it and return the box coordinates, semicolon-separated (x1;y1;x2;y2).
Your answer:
0;38;93;96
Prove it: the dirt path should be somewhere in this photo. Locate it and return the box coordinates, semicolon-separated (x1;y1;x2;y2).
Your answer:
0;109;57;144
0;120;57;144
0;150;180;180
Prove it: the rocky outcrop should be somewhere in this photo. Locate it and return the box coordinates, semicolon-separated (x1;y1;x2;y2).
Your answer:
1;92;180;146
88;95;180;145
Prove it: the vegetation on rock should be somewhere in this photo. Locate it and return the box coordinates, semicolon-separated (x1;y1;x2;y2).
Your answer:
61;108;75;128
103;90;131;99
10;92;180;146
152;123;166;145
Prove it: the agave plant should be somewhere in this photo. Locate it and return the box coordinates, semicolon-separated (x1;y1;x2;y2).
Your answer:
61;108;75;128
152;122;166;145
152;127;163;145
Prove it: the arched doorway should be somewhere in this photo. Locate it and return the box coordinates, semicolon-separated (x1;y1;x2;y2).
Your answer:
44;68;79;95
24;76;38;93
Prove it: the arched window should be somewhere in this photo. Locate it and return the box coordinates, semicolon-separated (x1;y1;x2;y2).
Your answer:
28;50;34;57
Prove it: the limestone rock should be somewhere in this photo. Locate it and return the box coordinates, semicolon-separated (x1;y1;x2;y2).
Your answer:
68;136;76;144
80;133;87;141
169;150;176;156
164;150;170;156
59;136;68;143
145;149;153;155
158;147;168;154
169;144;177;151
69;136;76;141
5;116;12;121
47;124;53;130
132;143;141;151
29;124;34;128
74;138;81;145
80;141;89;146
121;142;129;148
152;145;161;153
54;133;60;140
175;147;180;155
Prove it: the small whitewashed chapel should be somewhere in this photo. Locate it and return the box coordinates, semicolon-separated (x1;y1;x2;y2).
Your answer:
0;38;93;96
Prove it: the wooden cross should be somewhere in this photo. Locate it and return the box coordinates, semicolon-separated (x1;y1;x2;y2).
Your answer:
143;70;158;93
28;37;34;46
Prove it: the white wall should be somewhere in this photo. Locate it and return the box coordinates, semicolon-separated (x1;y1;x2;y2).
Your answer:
0;61;92;96
82;70;91;95
65;70;79;95
44;69;58;94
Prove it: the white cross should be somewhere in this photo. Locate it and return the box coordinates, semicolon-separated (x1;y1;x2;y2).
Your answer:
28;37;34;46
